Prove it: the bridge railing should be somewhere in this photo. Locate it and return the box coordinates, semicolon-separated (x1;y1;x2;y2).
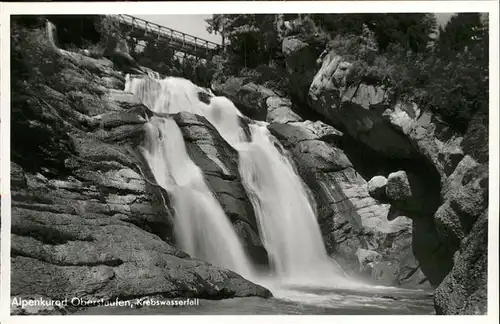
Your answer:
114;14;220;56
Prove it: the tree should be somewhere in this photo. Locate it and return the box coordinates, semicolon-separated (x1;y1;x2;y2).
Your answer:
437;13;484;57
130;38;179;77
206;14;280;69
362;13;438;53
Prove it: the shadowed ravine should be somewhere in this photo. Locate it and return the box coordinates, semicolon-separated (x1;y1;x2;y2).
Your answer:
120;75;434;314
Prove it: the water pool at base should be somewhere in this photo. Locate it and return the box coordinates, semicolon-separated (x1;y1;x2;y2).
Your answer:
77;286;435;315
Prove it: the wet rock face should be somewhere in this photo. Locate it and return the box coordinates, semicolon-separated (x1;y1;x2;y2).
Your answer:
11;50;271;312
434;210;487;315
307;51;416;159
212;76;303;124
211;77;269;121
268;122;426;287
172;112;268;267
282;37;319;105
366;170;452;287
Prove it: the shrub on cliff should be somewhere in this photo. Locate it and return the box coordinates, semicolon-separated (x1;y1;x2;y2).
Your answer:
462;106;488;164
134;39;176;76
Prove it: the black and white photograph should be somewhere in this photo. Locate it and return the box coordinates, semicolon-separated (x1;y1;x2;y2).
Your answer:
1;1;498;320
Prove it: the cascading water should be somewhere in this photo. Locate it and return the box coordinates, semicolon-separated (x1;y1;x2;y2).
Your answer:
239;126;347;284
126;75;357;292
207;96;352;289
128;76;254;278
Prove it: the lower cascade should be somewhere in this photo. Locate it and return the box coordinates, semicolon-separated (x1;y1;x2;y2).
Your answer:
141;117;255;278
126;74;357;290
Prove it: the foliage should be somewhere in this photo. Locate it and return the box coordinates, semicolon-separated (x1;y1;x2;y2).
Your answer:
364;13;438;53
437;13;484;56
130;38;215;88
206;14;281;69
416;13;488;132
134;39;176;76
94;16;124;57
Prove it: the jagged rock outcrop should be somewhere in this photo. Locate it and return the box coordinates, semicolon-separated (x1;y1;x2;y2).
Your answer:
172;112;268;266
265;96;303;124
386;171;412;201
211;76;302;124
282;37;319;105
367;176;387;200
268;122;427;287
11;46;271;314
307;51;417;159
211;77;270;121
434;210;487;315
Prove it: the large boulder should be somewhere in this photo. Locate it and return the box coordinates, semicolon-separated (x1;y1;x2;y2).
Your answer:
367;176;388;200
308;51;416;159
386;171;412;201
212;77;303;124
211;77;271;121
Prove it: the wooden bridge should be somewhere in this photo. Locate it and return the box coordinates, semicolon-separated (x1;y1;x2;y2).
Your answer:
113;14;221;60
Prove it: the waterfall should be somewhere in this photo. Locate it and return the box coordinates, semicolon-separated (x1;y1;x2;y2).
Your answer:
239;126;344;283
128;76;254;278
207;96;352;288
126;75;355;290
